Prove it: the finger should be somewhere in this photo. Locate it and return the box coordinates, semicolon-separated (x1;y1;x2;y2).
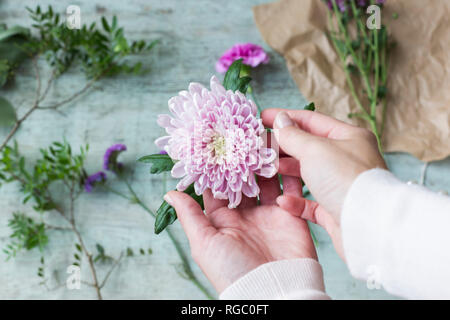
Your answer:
276;195;334;231
281;175;302;197
262;108;357;139
203;189;228;214
271;112;319;160
238;195;257;209
258;175;281;205
278;157;301;177
164;191;216;245
277;195;344;261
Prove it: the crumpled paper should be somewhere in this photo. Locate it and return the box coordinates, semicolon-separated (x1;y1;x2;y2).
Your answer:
253;0;450;162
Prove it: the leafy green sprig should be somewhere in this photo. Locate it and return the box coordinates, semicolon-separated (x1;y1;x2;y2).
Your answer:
0;140;130;299
96;168;213;299
0;5;158;151
26;5;158;78
327;0;392;152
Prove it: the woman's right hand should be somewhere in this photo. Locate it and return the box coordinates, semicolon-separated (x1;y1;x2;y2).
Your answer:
261;108;387;258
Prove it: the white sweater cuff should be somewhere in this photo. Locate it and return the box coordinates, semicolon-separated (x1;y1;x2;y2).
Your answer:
219;258;330;300
341;168;450;299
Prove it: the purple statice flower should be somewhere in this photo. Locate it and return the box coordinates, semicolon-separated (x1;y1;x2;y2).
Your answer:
327;0;385;11
357;0;367;6
327;0;347;12
155;76;277;208
84;171;106;193
103;144;127;172
215;43;270;74
159;150;168;155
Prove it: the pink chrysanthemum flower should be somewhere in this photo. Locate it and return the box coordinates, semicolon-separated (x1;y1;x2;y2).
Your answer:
155;76;277;208
215;43;270;74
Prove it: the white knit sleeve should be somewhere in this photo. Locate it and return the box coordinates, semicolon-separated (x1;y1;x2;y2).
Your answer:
341;168;450;299
219;258;330;300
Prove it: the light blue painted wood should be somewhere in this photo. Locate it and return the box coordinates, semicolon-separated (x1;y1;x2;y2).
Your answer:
0;0;448;299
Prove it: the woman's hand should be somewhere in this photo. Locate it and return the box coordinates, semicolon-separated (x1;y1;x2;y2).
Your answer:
164;174;316;294
262;109;387;259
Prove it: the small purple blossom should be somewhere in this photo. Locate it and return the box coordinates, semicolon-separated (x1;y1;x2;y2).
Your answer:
103;144;127;172
159;150;168;155
215;43;269;74
326;0;385;12
84;171;106;193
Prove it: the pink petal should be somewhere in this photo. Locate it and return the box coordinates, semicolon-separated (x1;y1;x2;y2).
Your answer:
171;161;186;178
155;136;170;149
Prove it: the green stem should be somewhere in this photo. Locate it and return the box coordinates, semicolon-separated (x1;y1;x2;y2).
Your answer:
372;27;380;116
327;12;369;117
329;4;384;153
332;1;374;101
240;65;262;114
248;85;262;114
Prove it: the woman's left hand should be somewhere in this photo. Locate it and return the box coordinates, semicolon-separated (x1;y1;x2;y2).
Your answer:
164;174;317;293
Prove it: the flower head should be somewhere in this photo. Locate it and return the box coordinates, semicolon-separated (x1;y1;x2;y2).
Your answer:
215;43;269;74
84;171;107;193
155;76;277;208
103;144;127;172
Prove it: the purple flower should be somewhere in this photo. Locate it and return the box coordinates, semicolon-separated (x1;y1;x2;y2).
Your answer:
84;171;107;193
155;76;277;208
103;144;127;172
215;43;270;74
159;150;168;155
326;0;385;12
357;0;367;7
327;0;347;11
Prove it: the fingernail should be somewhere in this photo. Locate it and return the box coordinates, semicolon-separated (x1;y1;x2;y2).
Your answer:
275;112;295;129
163;193;173;206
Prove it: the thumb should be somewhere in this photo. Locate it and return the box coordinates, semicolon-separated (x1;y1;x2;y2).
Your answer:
164;191;216;246
273;111;317;160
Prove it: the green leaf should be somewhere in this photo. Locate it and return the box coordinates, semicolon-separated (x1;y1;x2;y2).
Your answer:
223;59;252;94
0;26;29;42
126;247;134;257
304;102;315;111
347;63;358;75
154;200;177;234
377;86;387;99
334;39;348;57
101;17;110;32
0;59;9;87
96;243;105;255
154;184;204;234
0;96;16;127
351;40;361;51
138;154;174;174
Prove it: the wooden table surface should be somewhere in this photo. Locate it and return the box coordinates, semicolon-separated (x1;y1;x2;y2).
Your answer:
0;0;448;299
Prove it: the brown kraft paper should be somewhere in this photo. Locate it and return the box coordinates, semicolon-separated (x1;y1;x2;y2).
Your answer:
253;0;450;162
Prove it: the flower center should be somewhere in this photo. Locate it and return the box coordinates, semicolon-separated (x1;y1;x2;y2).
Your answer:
212;134;226;159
